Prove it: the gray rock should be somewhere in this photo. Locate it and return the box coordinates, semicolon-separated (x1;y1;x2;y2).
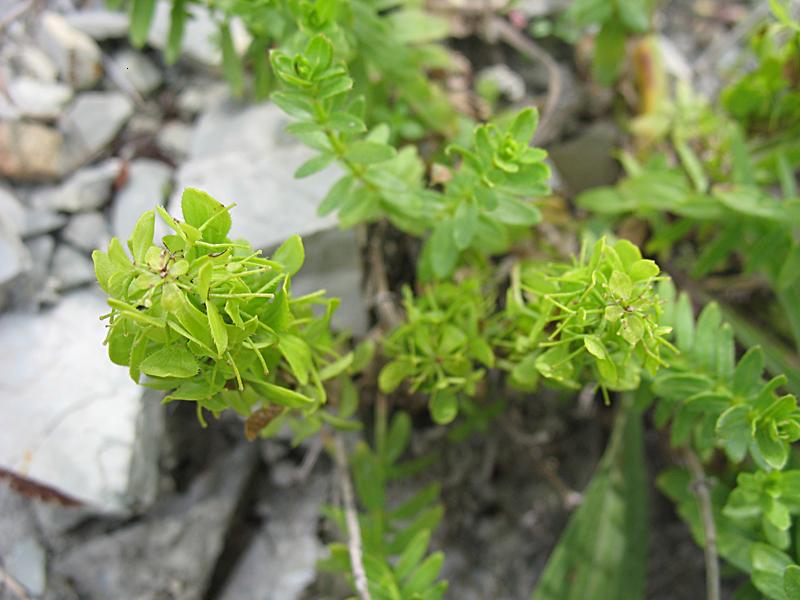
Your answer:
219;470;327;600
170;100;339;249
21;234;59;307
292;228;368;335
36;11;103;90
54;444;256;600
0;185;26;234
62;212;110;252
156;121;193;161
23;211;67;238
60;92;133;171
111;159;173;242
175;80;229;117
5;537;47;596
8;76;73;120
51;244;96;290
9;42;59;82
0;216;30;289
111;49;163;96
548;121;621;194
64;9;130;40
477;64;526;103
0;290;154;512
147;1;249;68
32;159;121;213
0;121;64;181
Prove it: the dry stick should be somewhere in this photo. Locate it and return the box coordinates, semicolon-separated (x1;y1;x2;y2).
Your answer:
333;435;373;600
488;17;563;145
683;448;721;600
368;221;403;330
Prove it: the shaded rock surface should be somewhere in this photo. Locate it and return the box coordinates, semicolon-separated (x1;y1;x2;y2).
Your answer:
0;290;155;512
36;11;103;90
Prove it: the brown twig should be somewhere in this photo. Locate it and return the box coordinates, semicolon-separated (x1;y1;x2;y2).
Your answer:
683;448;720;600
368;221;403;330
487;17;563;144
333;435;372;600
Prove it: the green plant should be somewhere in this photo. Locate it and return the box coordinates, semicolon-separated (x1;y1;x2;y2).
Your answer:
94;3;800;599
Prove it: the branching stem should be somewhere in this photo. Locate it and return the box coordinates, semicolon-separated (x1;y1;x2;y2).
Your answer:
333;435;372;600
683;448;720;600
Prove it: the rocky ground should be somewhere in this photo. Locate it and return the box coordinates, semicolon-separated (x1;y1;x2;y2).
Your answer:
0;0;750;599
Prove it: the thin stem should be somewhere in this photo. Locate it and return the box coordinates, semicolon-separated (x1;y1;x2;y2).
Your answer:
332;435;373;600
683;448;721;600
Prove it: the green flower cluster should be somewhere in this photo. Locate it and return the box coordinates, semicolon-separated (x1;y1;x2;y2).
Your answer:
93;188;342;433
498;238;673;396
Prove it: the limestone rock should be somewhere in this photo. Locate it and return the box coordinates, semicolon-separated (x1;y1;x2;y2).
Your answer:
62;211;110;253
111;159;173;242
8;77;73;120
111;49;163;96
60;92;133;171
36;11;103;89
0;121;64;181
0;290;154;512
64;9;130;40
31;159;121;213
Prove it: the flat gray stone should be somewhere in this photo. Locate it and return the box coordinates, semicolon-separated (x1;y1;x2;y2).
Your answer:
23;210;67;238
292;228;368;335
111;159;173;242
0;216;30;288
548;121;620;194
111;49;163;96
170;100;339;249
62;211;110;252
51;244;95;291
36;11;103;90
0;184;26;234
64;9;130;40
54;444;256;600
5;537;47;596
8;76;73;120
156;121;193;161
60;93;133;171
32;159;121;213
8;42;59;82
218;469;327;600
175;80;229;117
0;290;151;512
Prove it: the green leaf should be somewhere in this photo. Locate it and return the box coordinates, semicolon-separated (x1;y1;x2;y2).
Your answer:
385;411;412;463
784;565;800;599
220;22;244;97
755;424;788;470
165;0;188;64
489;196;542;226
328;112;366;133
379;360;414;393
629;259;659;281
694;303;721;372
294;153;335;178
278;334;313;386
251;381;315;408
428;220;459;279
584;335;608;359
346;141;397;164
593;17;626;85
395;530;431;581
401;552;444;596
717;404;752;462
430;391;458;425
318;175;357;216
453;201;478;250
615;0;650;32
674;293;694;351
510;108;539;144
181;188;231;243
532;403;648;600
140;346;199;378
129;210;155;265
205;301;228;356
734;347;765;397
129;0;157;48
273;235;305;276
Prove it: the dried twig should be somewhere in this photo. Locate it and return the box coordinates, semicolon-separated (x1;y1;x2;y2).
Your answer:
487;17;563;144
368;221;403;330
683;448;720;600
0;563;32;600
333;435;372;600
